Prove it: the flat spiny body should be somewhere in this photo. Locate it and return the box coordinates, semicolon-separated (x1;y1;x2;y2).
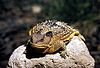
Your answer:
28;20;85;58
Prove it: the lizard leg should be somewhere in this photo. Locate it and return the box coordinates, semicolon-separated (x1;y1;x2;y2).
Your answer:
59;42;66;59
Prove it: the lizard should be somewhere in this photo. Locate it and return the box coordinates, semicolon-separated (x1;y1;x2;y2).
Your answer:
27;20;85;58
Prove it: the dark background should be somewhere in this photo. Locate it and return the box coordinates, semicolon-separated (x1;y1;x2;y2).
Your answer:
0;0;100;68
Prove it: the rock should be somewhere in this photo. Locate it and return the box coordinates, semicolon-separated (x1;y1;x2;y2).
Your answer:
7;36;95;68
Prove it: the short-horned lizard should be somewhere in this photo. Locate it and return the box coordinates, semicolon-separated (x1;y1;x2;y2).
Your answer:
27;20;85;58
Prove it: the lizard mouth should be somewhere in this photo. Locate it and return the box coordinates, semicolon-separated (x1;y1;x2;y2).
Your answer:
31;42;49;49
31;44;48;53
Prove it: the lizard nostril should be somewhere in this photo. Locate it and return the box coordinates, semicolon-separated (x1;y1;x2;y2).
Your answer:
46;31;53;37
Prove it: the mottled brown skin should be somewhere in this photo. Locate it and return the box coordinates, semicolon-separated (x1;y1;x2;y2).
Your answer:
27;20;85;58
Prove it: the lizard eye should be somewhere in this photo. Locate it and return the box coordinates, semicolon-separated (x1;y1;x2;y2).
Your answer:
46;31;53;37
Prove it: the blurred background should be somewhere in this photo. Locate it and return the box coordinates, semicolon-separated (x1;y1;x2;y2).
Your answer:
0;0;100;68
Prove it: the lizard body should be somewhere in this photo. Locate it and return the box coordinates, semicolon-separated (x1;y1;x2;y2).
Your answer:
27;20;85;58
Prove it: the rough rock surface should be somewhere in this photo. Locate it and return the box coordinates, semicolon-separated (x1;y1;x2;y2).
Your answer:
7;36;95;68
